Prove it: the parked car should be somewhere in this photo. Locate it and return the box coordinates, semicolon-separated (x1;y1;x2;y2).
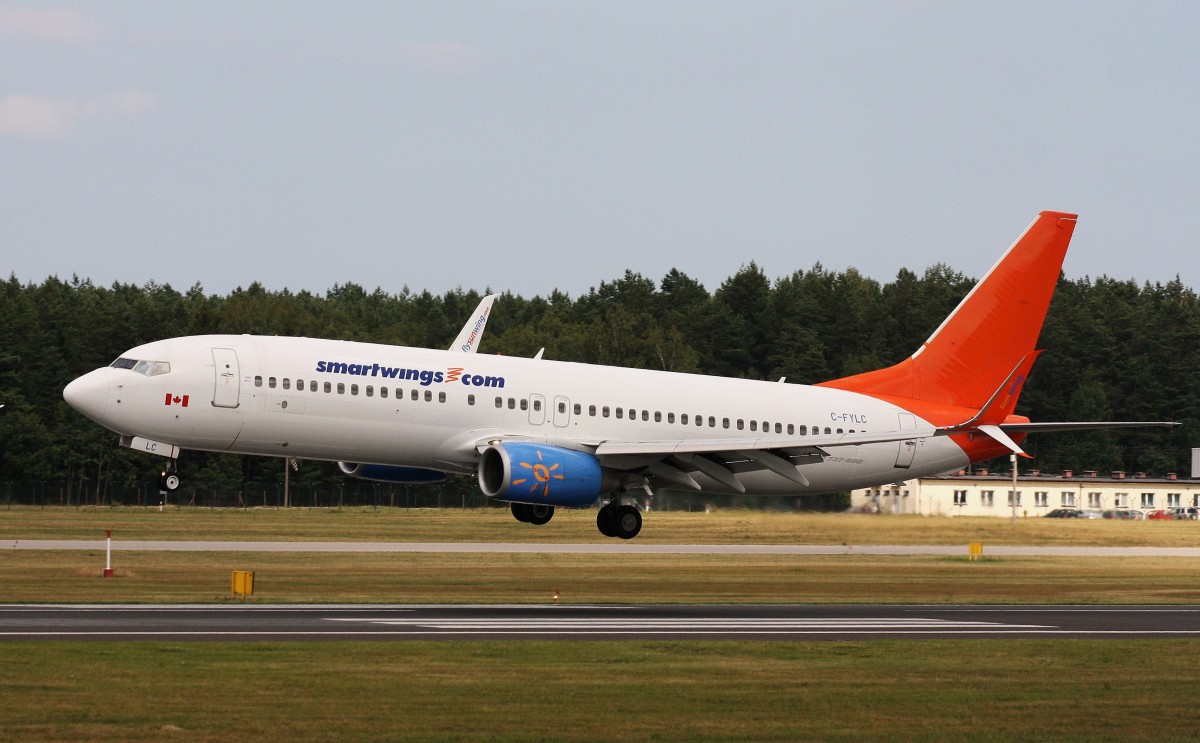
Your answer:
1173;507;1200;520
1044;508;1081;518
1079;509;1104;519
1103;509;1144;520
1146;509;1176;520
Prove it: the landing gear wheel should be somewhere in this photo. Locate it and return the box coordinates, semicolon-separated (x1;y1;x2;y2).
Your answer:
511;503;554;525
596;504;618;537
160;473;180;491
526;504;554;526
613;504;642;540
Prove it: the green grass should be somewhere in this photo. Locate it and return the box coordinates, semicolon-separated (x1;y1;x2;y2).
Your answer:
6;504;1200;546
4;550;1200;605
1;640;1198;742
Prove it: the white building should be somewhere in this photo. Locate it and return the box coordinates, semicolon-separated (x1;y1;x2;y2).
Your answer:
853;469;1200;517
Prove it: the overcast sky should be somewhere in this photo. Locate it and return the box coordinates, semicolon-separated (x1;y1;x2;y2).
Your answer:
2;1;1196;299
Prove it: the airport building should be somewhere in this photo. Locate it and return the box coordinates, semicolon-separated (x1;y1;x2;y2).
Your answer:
853;450;1200;517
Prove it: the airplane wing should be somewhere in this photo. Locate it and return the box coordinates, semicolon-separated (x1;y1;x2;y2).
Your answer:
590;428;936;491
449;294;498;353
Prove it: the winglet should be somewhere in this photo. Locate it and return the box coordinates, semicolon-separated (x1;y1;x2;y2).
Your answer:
936;351;1041;456
450;294;498;353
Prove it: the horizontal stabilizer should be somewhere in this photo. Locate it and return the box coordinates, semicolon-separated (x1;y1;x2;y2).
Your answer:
977;424;1031;458
1000;421;1180;434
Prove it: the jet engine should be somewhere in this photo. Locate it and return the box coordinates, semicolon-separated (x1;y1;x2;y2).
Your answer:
477;442;615;507
338;462;448;484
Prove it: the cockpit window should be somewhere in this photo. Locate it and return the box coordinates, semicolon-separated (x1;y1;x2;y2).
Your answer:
110;358;171;376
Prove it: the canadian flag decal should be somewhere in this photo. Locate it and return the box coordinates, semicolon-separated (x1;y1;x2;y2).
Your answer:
165;393;190;407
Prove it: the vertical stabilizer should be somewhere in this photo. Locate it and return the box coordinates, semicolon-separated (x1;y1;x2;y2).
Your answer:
818;211;1077;410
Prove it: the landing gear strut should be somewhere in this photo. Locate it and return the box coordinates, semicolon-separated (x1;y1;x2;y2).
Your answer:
511;502;554;526
597;502;641;540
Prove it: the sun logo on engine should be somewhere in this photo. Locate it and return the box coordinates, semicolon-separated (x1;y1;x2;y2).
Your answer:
512;450;565;497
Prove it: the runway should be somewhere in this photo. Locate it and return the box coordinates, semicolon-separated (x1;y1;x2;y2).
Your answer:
3;604;1199;641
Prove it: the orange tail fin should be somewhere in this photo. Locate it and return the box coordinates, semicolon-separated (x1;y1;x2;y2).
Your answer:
817;211;1077;410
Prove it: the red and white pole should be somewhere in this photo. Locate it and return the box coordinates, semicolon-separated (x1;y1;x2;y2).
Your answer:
102;530;114;577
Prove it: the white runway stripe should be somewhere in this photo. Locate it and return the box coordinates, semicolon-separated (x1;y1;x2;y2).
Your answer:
325;617;1050;631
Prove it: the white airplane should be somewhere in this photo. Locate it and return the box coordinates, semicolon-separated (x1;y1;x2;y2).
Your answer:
63;212;1173;538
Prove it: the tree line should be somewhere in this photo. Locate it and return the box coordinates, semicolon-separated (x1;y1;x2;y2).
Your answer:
1;263;1196;504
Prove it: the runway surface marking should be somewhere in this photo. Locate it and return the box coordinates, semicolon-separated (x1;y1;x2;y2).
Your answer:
324;617;1048;632
3;605;1199;640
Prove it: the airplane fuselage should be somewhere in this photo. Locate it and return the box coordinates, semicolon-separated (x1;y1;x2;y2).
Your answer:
65;334;971;496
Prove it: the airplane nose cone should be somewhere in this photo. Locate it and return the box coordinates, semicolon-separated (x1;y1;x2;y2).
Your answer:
63;370;111;423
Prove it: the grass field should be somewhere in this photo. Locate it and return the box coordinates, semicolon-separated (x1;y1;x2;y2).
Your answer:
3;506;1200;741
7;503;1200;545
2;640;1199;742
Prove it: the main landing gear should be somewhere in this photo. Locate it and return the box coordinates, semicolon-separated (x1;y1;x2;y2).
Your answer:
510;502;554;525
597;501;641;540
507;499;643;539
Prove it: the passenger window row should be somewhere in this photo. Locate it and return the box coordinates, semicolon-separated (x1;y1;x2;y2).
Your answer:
253;375;456;404
251;375;856;435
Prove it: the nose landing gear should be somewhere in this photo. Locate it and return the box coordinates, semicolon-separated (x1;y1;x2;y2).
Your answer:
158;460;181;492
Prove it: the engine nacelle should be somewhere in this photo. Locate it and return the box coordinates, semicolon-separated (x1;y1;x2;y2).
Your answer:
478;442;614;507
338;462;448;484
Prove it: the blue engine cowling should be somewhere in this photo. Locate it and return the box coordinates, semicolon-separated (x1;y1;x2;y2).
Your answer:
477;442;614;507
338;462;448;484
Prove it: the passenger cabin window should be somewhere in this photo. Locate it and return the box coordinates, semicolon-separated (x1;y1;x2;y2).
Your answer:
282;378;291;390
337;383;345;394
255;376;263;387
269;377;277;389
324;382;332;393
